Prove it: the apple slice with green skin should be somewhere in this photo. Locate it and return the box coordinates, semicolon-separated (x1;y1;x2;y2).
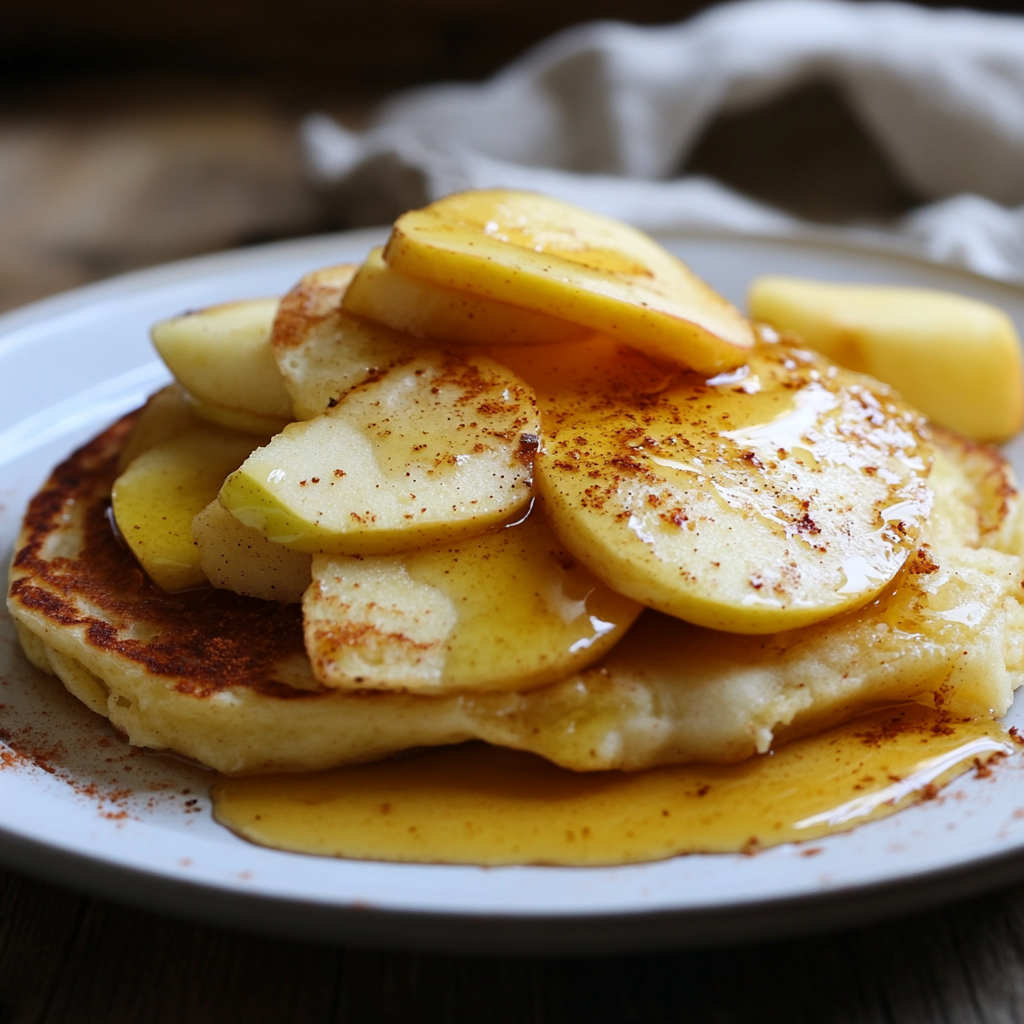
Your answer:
112;425;261;592
748;276;1024;443
383;189;755;374
219;350;540;555
192;501;311;603
343;246;592;347
534;337;932;634
304;503;642;694
270;265;414;421
151;298;294;424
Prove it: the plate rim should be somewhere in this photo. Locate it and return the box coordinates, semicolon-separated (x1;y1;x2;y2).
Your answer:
5;809;1024;954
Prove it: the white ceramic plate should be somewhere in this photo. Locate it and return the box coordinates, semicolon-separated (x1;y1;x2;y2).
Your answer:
4;228;1024;955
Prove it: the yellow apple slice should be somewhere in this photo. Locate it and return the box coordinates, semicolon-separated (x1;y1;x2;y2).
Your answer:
304;504;642;693
535;338;932;634
119;384;278;476
118;384;203;472
270;265;414;421
192;501;311;603
219;351;539;555
748;276;1024;443
487;333;680;404
342;246;592;347
112;425;260;592
184;392;291;435
383;189;754;374
151;298;294;424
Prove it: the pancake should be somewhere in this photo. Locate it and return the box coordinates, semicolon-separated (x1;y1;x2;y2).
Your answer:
8;413;1024;774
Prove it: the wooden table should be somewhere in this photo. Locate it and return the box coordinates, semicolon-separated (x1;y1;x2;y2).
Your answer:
5;864;1024;1022
2;77;1021;1023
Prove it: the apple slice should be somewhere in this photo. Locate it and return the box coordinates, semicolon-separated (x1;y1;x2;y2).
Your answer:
748;276;1024;443
270;265;414;421
535;338;932;634
112;425;260;592
383;189;754;374
151;298;293;424
192;501;311;603
184;393;291;435
487;334;679;405
118;384;278;473
304;504;641;693
343;246;592;347
219;350;539;555
118;384;203;472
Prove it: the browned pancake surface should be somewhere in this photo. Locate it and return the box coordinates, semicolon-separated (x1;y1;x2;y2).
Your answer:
9;414;318;701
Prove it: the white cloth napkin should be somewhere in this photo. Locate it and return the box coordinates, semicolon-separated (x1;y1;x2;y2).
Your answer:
302;0;1024;283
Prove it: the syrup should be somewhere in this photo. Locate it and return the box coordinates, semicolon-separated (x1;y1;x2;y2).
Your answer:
212;704;1013;866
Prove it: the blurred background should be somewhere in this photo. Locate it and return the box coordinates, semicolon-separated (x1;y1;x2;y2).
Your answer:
1;0;1018;313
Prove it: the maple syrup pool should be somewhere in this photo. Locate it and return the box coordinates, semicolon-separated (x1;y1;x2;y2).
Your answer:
211;705;1016;866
